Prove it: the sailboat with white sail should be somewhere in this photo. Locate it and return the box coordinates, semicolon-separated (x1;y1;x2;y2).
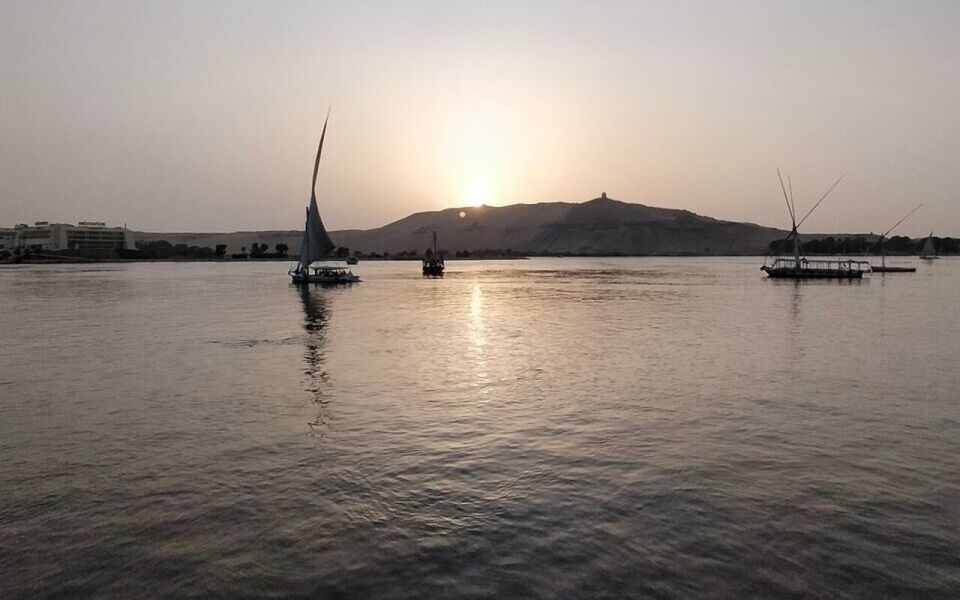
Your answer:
919;233;939;260
289;112;360;284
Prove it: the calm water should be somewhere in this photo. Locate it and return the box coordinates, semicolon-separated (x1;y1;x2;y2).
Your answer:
2;258;959;598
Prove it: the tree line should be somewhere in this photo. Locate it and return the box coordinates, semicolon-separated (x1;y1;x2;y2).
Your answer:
770;235;959;255
134;240;290;259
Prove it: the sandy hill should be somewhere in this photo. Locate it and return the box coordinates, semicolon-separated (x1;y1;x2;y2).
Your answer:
135;195;788;256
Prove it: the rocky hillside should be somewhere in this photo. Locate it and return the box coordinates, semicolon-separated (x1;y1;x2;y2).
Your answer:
135;195;788;256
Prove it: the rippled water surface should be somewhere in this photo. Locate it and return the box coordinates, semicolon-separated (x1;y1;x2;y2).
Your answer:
2;258;959;598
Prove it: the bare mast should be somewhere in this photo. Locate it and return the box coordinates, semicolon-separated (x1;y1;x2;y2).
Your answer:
772;169;844;268
877;204;922;268
776;169;800;269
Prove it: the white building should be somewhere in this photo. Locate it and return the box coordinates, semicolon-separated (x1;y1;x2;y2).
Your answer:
1;221;134;252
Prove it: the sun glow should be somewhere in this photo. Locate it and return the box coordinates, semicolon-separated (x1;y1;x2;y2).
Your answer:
465;180;491;207
431;101;529;210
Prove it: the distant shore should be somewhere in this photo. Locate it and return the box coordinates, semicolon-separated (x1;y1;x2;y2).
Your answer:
0;255;534;265
4;253;955;266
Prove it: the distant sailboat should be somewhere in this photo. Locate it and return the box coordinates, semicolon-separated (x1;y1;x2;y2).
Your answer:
872;204;921;273
920;233;939;260
289;111;360;284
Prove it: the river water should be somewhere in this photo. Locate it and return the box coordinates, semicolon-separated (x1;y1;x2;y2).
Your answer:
1;258;958;598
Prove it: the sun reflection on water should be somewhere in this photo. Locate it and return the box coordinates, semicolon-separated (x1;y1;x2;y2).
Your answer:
468;282;488;391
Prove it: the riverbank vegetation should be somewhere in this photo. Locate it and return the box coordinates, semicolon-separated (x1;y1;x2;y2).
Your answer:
769;235;959;255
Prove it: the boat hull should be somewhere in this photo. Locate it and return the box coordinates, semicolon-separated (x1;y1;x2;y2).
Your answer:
872;266;916;273
290;271;360;284
422;266;444;276
761;266;864;279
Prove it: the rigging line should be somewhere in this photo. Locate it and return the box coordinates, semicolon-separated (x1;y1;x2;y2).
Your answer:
769;170;798;258
776;168;796;225
796;174;844;229
788;174;797;228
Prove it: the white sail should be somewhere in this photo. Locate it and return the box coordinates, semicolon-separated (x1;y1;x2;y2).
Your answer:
298;114;336;270
921;235;935;257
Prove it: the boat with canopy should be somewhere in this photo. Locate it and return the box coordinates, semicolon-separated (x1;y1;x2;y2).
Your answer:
761;170;868;279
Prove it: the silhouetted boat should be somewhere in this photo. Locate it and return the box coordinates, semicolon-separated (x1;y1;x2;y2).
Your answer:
289;111;360;285
920;234;939;260
872;264;916;273
422;231;444;276
761;170;868;279
872;204;920;273
763;257;868;278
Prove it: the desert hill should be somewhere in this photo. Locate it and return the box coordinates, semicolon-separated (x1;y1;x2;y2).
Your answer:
135;195;788;256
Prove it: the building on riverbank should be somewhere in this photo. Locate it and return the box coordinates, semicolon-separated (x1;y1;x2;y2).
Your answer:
0;221;134;254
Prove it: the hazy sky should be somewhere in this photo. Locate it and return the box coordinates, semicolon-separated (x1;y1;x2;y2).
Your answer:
2;1;958;235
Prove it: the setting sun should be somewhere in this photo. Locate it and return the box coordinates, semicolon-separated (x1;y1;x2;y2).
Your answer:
465;180;491;207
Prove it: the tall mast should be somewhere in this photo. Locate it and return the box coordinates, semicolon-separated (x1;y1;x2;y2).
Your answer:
773;170;843;268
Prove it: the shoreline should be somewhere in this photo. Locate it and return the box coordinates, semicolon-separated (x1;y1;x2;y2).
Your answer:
3;253;954;266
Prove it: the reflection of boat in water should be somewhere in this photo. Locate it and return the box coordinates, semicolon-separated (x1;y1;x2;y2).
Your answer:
422;231;444;276
289;110;360;285
920;233;939;260
298;284;332;434
873;204;921;273
761;170;867;279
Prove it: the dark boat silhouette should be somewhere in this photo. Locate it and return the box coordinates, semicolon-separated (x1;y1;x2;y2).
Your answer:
289;109;360;285
761;170;868;279
872;204;921;273
422;231;445;277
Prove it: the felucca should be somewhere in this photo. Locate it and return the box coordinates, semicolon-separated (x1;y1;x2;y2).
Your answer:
872;204;921;273
289;111;360;284
920;233;939;260
761;170;869;279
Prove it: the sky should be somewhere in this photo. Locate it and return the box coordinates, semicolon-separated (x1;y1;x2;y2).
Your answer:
1;1;958;236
